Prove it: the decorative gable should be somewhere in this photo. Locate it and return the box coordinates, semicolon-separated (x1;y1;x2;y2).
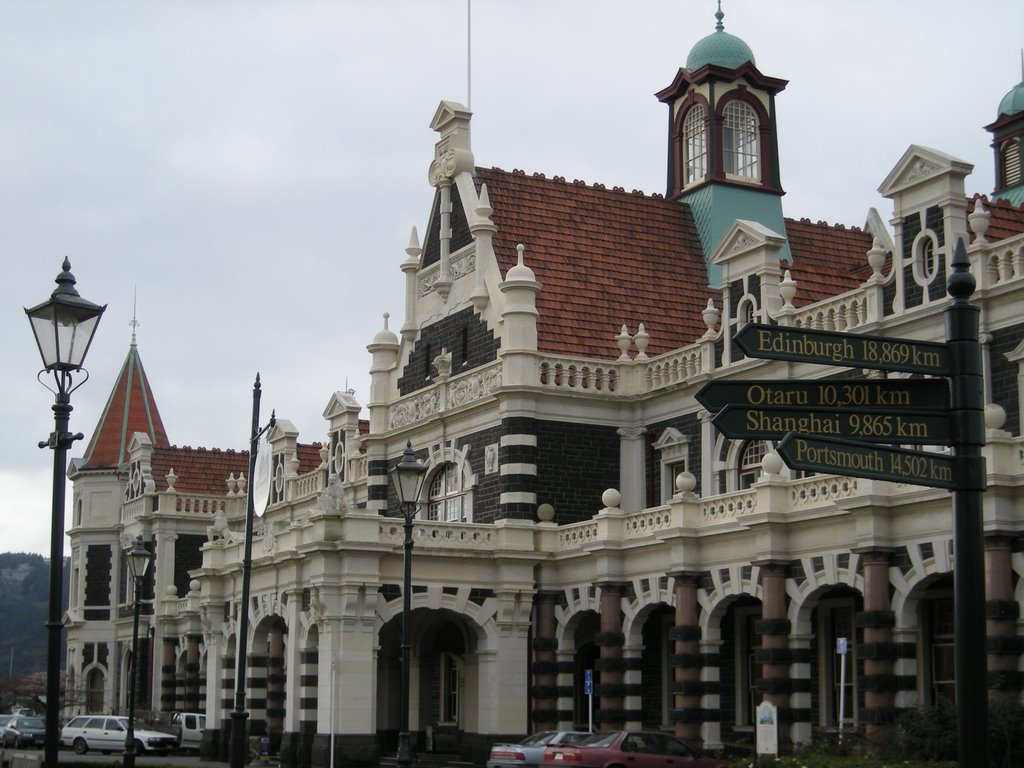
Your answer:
878;145;972;209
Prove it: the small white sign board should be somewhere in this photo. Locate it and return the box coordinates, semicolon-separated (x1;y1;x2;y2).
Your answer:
756;701;779;755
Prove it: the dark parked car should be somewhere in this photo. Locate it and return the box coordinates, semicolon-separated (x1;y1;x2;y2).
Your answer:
540;729;727;768
3;716;46;749
488;731;590;768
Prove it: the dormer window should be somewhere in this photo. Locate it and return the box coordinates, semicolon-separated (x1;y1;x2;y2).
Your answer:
723;100;759;179
683;105;708;186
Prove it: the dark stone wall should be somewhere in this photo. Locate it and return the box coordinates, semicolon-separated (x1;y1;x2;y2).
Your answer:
535;420;620;524
422;183;473;269
647;411;703;500
988;323;1024;435
84;544;111;615
925;206;947;302
901;212;923;310
398;307;500;396
174;534;207;598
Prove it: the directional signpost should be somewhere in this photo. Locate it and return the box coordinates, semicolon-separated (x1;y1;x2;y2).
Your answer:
702;240;987;768
734;322;949;375
712;405;951;444
776;434;956;490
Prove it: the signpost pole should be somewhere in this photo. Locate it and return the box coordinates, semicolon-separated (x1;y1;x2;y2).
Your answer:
946;240;988;768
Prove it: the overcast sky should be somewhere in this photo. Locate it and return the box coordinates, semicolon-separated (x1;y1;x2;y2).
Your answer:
2;0;1022;557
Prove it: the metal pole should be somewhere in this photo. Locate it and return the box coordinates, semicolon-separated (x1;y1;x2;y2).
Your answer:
43;385;79;768
397;504;414;768
945;239;988;768
230;375;262;768
124;573;143;768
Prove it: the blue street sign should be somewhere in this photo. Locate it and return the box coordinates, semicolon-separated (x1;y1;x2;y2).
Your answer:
584;668;593;695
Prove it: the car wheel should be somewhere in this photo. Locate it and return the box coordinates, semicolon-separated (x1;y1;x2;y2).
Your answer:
73;738;88;755
134;739;145;755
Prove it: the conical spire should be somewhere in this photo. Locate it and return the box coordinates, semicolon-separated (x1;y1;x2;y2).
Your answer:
80;341;170;468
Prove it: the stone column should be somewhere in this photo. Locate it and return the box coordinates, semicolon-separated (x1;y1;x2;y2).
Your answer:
857;549;896;739
985;534;1022;697
596;582;626;730
754;562;791;737
267;622;287;750
161;637;177;714
531;592;560;731
184;634;201;712
669;572;703;746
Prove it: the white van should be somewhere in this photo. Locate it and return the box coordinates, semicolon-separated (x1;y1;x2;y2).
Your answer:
172;712;206;751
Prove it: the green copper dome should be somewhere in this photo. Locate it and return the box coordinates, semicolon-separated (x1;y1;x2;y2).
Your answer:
686;4;755;71
997;80;1024;117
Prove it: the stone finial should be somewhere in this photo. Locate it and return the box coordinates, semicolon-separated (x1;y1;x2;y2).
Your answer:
867;239;887;278
601;488;622;510
475;183;493;219
615;325;633;360
165;468;177;493
405;226;422;260
969;198;990;243
702;298;719;335
633;323;650;360
779;270;797;308
761;452;784;476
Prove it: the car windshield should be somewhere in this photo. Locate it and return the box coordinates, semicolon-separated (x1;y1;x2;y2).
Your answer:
19;718;45;729
520;732;558;746
578;732;618;748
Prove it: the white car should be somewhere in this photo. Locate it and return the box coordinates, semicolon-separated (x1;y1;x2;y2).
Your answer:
60;715;177;755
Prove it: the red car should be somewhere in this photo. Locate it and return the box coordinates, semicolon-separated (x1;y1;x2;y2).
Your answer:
540;729;726;768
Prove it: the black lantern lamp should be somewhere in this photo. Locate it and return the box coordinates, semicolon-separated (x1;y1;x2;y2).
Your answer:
26;259;105;768
390;441;427;768
123;534;153;768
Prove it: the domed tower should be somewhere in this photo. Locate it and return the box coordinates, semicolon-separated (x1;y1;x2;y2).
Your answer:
656;3;790;276
986;56;1024;206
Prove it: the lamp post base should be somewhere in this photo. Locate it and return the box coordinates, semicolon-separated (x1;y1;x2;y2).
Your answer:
397;730;412;768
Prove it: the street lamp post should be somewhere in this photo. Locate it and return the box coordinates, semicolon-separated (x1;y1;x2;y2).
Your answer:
123;535;153;768
25;259;105;768
230;376;275;768
390;442;427;768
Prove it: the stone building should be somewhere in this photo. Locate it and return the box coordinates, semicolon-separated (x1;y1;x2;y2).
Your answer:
64;8;1024;767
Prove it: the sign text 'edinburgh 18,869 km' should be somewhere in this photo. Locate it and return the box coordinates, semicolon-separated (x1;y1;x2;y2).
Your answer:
734;323;949;375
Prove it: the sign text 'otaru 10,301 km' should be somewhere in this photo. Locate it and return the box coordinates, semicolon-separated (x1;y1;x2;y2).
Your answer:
735;323;949;376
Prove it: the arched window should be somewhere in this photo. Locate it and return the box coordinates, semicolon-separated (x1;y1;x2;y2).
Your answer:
87;668;105;713
682;105;708;186
723;101;759;179
738;440;768;489
1002;138;1021;188
428;463;469;522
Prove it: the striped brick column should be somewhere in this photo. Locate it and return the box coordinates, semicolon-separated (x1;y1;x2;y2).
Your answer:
267;623;286;749
754;562;791;744
531;592;559;730
299;648;318;744
248;650;268;737
669;572;703;745
161;637;177;714
595;582;626;729
220;651;236;759
857;549;897;738
499;417;537;520
184;634;201;712
985;534;1022;695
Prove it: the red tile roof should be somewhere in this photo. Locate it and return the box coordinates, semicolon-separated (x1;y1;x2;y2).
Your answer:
476;168;709;358
81;344;170;469
148;442;325;495
476;168;875;357
783;218;875;299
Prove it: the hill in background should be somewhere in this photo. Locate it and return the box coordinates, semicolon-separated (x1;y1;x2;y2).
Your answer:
0;552;69;676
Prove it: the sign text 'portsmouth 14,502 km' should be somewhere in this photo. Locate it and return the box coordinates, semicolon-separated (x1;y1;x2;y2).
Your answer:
777;434;957;490
735;323;949;375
